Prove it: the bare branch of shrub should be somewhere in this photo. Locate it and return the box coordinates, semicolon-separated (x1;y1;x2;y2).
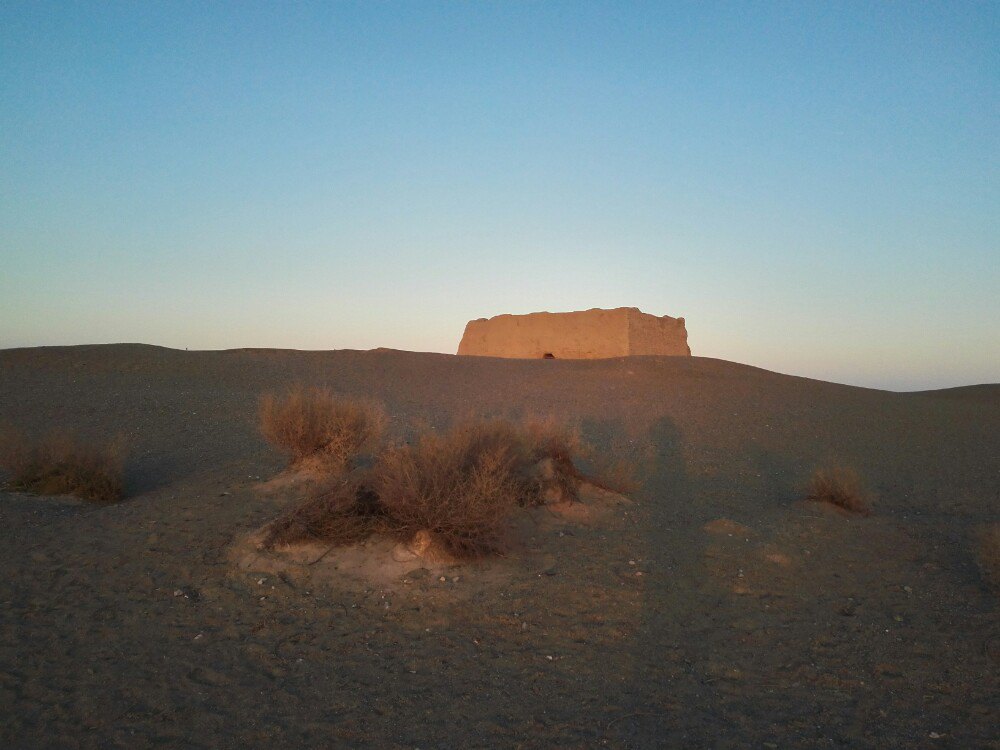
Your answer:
261;471;384;549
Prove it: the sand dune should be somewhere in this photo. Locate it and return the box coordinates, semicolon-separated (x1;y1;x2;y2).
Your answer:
1;345;997;747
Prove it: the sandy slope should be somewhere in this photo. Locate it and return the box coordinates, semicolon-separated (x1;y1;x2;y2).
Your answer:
1;345;997;748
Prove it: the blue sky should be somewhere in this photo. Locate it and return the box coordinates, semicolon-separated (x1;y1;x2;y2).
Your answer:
1;1;997;389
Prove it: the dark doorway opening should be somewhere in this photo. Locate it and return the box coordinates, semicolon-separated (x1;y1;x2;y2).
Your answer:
542;352;555;359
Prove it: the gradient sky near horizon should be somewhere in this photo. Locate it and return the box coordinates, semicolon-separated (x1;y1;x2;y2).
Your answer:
1;1;997;390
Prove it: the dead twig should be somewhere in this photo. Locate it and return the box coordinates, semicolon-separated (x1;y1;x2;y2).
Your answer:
309;543;339;565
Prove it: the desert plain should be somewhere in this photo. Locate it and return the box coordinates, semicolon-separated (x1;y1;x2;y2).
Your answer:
0;344;997;748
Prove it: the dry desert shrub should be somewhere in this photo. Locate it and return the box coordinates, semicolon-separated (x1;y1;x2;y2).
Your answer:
262;471;382;549
523;415;639;497
805;466;871;515
259;387;386;470
374;420;530;557
0;428;125;503
521;415;582;464
260;415;623;559
521;415;583;502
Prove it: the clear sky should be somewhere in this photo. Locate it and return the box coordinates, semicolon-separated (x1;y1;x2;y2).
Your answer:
1;1;997;390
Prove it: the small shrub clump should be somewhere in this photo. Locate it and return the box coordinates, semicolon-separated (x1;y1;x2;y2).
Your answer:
259;413;615;559
259;387;386;470
526;416;641;497
805;466;871;515
374;420;533;557
0;428;125;503
521;416;584;503
262;472;383;549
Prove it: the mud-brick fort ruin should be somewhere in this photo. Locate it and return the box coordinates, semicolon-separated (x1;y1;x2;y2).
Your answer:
457;307;691;359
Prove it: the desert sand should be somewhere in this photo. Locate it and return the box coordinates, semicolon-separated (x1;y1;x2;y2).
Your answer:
1;344;997;748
